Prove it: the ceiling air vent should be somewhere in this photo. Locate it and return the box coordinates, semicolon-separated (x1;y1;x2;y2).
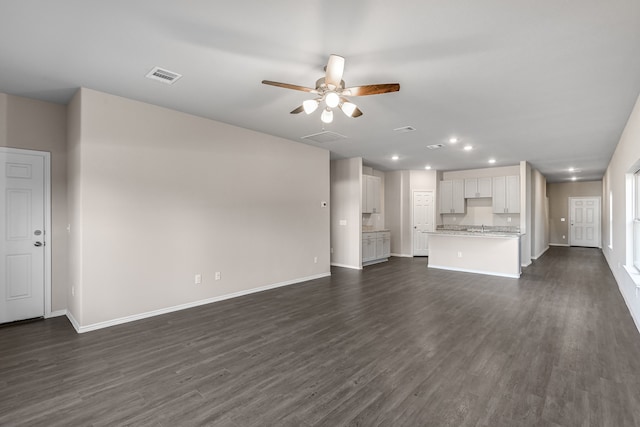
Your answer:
145;67;182;85
394;126;416;133
301;131;347;144
427;143;445;150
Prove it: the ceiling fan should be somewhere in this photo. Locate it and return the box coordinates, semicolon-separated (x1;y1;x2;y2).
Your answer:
262;54;400;124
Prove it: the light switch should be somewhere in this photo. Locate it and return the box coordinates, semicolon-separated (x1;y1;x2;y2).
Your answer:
339;220;347;226
561;217;565;222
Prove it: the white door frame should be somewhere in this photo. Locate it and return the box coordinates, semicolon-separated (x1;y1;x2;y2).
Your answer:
568;196;601;248
411;189;435;256
0;147;52;319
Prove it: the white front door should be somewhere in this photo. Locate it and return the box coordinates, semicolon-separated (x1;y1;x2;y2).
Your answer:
413;190;434;256
569;197;601;248
0;149;46;323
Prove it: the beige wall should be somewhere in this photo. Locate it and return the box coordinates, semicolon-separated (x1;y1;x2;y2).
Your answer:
330;157;362;268
66;91;83;323
547;180;602;246
384;170;407;255
0;93;68;313
531;168;549;258
69;88;330;328
603;92;640;331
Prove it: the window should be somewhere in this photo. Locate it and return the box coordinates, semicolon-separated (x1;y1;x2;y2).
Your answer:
634;170;640;270
609;191;613;249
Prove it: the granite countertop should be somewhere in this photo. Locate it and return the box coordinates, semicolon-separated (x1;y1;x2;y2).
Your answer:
427;229;522;238
426;225;523;238
362;229;390;233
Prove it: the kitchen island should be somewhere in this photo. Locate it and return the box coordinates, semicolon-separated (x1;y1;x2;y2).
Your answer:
426;226;522;278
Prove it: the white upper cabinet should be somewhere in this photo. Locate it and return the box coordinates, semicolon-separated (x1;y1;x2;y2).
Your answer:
440;179;465;214
464;177;492;198
492;175;520;213
362;175;381;214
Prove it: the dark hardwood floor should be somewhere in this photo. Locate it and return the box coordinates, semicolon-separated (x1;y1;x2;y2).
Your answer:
2;247;640;426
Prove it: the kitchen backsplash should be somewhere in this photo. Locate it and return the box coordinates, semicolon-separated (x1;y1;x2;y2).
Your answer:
362;213;384;231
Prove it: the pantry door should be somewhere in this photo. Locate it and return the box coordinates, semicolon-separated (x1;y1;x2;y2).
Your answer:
0;148;50;323
413;190;434;256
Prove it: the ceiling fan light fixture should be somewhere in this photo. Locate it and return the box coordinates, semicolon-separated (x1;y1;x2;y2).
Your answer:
325;91;340;108
303;99;319;114
340;101;357;117
321;108;334;124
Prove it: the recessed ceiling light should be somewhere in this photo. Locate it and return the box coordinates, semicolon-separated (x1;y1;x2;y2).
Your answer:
425;165;432;170
449;137;458;144
391;155;399;160
463;145;473;151
571;176;577;181
488;159;496;164
568;167;575;172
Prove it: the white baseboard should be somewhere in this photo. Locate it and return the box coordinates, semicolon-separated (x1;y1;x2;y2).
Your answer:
428;264;520;279
66;310;81;332
549;243;570;247
69;272;331;334
46;309;67;319
331;263;361;270
390;253;413;258
532;246;550;260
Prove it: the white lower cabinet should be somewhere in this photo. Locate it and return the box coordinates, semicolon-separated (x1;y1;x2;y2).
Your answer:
362;231;391;265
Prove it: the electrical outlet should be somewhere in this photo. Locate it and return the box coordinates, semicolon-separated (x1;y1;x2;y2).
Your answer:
194;274;202;284
507;217;512;222
215;272;221;280
562;235;566;239
457;251;462;258
71;286;75;297
314;256;318;264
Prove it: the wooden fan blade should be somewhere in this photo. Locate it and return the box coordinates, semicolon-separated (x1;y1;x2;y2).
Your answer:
343;83;400;96
290;105;304;114
262;80;317;93
325;55;345;89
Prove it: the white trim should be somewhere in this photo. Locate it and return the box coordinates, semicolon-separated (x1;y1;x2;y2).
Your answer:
390;253;413;258
362;258;388;267
69;272;331;333
0;147;52;320
428;264;520;279
549;243;570;247
46;309;67;318
616;267;640;336
532;245;550;260
623;265;640;288
331;262;362;270
66;310;81;332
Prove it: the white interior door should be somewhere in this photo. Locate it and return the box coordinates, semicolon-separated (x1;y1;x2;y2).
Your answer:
1;149;46;323
569;197;601;248
413;190;434;256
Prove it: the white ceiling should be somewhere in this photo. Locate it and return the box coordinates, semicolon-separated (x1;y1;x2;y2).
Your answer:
1;1;639;182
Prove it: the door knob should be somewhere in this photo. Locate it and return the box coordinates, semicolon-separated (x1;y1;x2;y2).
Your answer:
34;241;43;247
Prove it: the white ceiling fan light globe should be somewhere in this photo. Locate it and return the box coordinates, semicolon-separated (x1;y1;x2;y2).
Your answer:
341;101;357;117
325;91;340;108
303;99;319;114
321;108;334;124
